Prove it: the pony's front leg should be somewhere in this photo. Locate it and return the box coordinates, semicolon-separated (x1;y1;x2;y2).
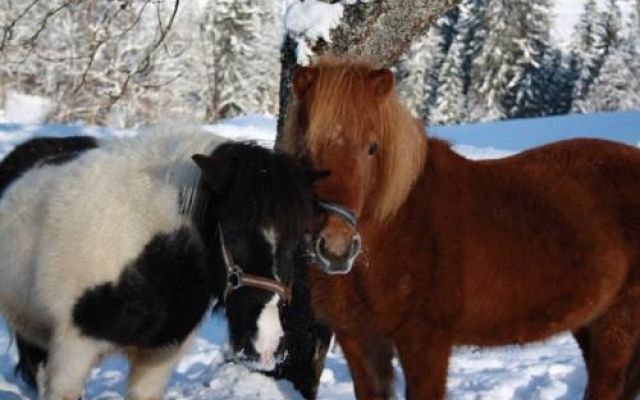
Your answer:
126;335;194;400
43;330;104;400
336;332;395;400
394;330;452;400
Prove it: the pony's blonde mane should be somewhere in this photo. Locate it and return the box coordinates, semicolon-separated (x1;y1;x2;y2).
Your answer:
288;56;427;222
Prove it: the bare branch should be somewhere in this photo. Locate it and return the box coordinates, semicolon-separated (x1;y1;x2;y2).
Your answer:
155;0;182;57
22;0;75;48
1;0;184;115
0;0;40;50
137;71;182;88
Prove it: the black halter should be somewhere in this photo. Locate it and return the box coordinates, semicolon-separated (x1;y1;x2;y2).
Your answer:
218;224;292;303
317;200;358;227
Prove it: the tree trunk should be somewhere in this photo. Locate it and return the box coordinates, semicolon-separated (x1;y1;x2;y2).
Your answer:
275;0;463;141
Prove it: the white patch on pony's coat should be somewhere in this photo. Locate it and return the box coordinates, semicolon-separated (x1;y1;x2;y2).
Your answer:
252;295;283;371
262;227;279;280
0;128;225;334
262;227;278;254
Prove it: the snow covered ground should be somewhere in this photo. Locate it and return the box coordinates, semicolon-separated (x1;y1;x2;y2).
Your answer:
1;110;640;399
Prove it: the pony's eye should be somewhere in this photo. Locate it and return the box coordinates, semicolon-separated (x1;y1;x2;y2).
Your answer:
368;142;379;156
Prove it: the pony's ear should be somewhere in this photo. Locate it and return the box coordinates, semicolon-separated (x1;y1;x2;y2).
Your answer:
192;154;233;195
293;66;319;98
369;68;394;97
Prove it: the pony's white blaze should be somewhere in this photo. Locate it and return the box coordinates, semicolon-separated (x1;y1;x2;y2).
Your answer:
252;294;283;370
262;226;279;279
262;227;278;250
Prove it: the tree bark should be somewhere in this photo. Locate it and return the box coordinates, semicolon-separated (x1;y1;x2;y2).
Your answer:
275;0;463;141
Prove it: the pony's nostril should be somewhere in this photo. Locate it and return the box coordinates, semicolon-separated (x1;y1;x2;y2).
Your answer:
315;236;328;257
349;235;362;258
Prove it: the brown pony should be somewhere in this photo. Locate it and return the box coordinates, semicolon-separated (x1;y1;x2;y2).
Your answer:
281;55;640;400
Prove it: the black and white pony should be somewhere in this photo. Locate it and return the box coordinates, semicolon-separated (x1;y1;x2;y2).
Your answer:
0;128;327;400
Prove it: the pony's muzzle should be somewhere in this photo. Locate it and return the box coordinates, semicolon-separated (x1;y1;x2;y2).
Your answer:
315;233;361;274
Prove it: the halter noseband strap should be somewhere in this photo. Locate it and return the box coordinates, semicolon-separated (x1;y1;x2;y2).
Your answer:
317;200;358;227
218;224;292;303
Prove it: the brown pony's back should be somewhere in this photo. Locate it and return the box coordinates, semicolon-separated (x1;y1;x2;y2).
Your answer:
285;55;640;400
422;138;635;343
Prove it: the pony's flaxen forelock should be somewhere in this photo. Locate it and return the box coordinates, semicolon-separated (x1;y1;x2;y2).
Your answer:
287;56;427;222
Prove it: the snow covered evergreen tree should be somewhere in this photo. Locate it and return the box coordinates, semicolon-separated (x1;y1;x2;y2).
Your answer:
423;8;461;114
569;0;622;113
430;37;468;125
579;44;640;112
630;0;640;74
427;0;485;124
569;0;602;108
199;0;274;120
539;49;574;116
504;0;554;119
456;0;487;96
395;33;440;120
468;0;553;121
578;0;640;113
636;0;640;34
466;0;511;121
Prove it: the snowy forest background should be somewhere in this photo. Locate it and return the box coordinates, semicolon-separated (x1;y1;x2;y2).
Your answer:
1;0;639;129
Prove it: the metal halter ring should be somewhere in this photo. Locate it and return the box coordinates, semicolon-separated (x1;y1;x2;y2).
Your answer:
218;223;293;303
227;264;243;290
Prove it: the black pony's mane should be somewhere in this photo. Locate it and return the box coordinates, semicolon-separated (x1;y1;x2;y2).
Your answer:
193;141;317;238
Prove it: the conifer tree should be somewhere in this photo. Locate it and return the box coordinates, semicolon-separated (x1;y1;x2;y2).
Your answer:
198;0;281;121
395;33;440;120
539;49;574;116
580;44;640;112
456;0;487;97
468;0;552;121
504;0;553;119
424;8;461;113
578;0;639;113
430;37;467;124
569;0;622;112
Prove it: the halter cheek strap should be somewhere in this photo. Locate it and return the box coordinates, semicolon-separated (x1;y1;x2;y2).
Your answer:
218;224;292;303
317;200;358;227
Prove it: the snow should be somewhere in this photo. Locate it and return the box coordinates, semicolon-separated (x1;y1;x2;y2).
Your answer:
283;0;369;65
431;110;640;151
3;93;52;125
283;0;634;62
2;108;640;399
